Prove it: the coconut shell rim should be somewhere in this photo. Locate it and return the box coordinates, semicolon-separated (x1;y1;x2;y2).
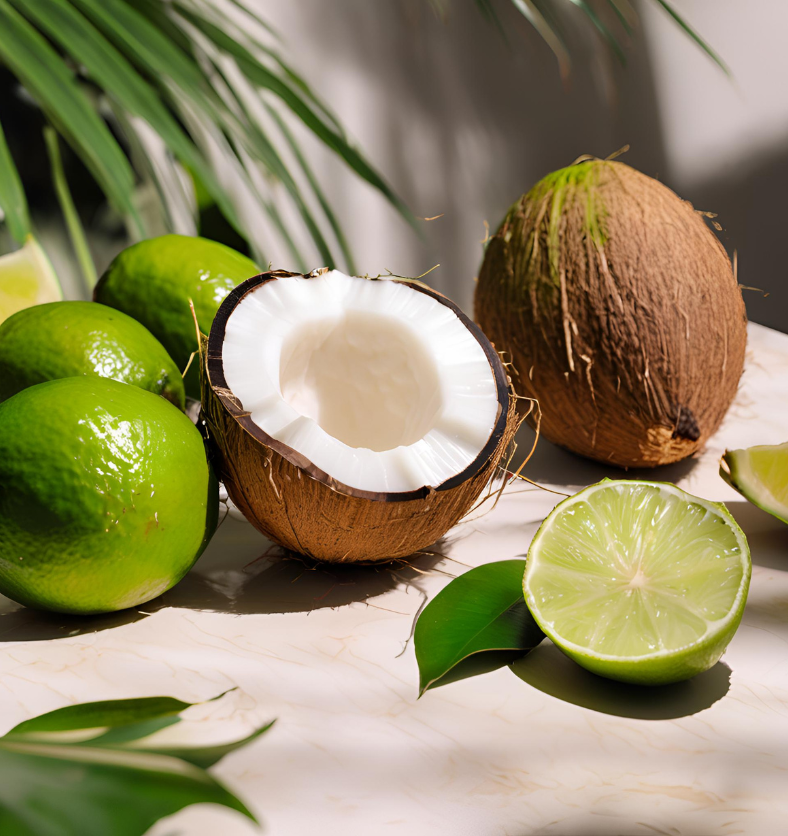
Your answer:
206;268;511;504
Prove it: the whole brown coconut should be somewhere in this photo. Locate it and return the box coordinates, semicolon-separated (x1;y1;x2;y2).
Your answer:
201;270;518;563
475;160;747;468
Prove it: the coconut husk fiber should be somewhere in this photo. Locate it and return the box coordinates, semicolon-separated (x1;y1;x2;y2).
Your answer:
475;159;747;468
201;272;518;563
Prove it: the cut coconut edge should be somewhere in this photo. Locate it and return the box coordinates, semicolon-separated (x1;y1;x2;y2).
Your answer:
200;268;515;504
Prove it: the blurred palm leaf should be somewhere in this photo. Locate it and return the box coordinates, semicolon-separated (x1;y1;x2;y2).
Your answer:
0;0;416;272
481;0;728;77
0;0;727;273
0;691;273;835
0;118;30;243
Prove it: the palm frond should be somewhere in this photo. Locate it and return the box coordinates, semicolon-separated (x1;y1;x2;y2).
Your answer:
13;0;241;234
479;0;727;75
0;116;30;244
176;5;419;235
567;0;626;65
267;105;357;276
0;0;415;273
606;0;634;36
510;0;571;78
0;0;143;236
43;125;97;290
0;0;729;272
651;0;729;75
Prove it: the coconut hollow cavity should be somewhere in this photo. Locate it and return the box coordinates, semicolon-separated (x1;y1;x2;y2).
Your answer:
202;269;516;563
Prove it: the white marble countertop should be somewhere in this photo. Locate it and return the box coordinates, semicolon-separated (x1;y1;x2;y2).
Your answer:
1;322;787;836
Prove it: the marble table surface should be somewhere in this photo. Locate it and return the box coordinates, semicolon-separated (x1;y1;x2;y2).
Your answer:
1;322;787;836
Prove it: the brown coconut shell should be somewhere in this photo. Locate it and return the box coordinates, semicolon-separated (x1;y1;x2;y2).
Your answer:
475;160;747;468
201;270;517;563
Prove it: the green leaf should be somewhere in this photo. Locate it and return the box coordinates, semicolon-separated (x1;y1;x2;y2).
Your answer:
498;0;726;76
43;126;97;292
474;0;509;43
267;105;356;274
510;0;571;78
77;0;406;256
72;0;337;259
207;71;332;265
259;196;307;273
651;0;730;75
414;559;544;696
0;742;257;836
0;0;142;236
206;0;347;136
606;0;634;36
71;0;216;105
5;696;196;738
85;716;183;747
0;117;30;244
137;721;276;769
0;692;268;834
10;0;242;236
175;5;419;235
567;0;626;64
207;66;336;268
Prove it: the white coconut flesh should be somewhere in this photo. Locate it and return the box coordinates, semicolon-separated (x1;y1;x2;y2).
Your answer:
220;271;501;494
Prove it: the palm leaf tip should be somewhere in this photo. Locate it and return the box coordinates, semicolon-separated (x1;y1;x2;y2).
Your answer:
652;0;730;75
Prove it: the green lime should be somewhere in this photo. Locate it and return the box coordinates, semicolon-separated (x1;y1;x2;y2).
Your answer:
0;301;185;409
94;235;259;398
523;480;750;686
0;236;62;324
0;377;218;614
722;443;788;525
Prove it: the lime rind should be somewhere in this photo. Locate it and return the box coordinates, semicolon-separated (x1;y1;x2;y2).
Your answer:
0;236;62;324
721;443;788;525
523;480;751;686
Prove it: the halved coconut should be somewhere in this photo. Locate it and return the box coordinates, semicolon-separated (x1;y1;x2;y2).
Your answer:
201;268;516;563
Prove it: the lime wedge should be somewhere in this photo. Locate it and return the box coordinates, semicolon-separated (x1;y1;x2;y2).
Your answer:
523;480;751;685
721;443;788;525
0;236;62;325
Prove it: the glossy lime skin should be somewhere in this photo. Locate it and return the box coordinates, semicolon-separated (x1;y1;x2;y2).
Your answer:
0;301;185;409
94;235;259;398
0;377;218;614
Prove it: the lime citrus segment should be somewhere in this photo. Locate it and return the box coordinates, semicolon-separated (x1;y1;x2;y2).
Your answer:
0;236;61;324
524;480;751;685
722;442;788;524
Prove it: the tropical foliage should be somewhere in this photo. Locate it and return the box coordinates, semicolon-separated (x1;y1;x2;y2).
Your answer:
0;691;272;835
0;0;724;281
473;0;727;79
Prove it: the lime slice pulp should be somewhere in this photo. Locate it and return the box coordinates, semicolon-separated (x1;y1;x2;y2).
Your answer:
722;442;788;525
0;236;61;324
523;480;751;685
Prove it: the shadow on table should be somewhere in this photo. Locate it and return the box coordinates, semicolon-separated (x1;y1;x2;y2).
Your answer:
0;517;449;642
0;603;151;643
724;500;788;571
511;642;731;720
156;543;446;616
509;423;702;489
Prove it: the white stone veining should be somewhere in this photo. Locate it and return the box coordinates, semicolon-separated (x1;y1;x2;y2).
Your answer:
1;322;787;835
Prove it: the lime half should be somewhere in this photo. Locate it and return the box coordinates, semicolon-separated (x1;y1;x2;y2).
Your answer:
0;236;61;324
523;480;750;685
721;443;788;525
